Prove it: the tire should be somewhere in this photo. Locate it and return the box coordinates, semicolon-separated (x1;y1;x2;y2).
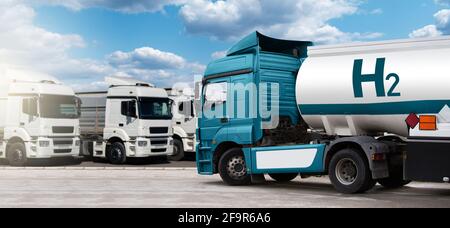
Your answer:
378;166;411;189
269;173;298;182
169;138;185;161
329;149;374;194
107;142;127;165
7;142;28;167
218;148;251;186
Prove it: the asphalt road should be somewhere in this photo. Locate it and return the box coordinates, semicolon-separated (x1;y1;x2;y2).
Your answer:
0;154;197;168
0;168;449;208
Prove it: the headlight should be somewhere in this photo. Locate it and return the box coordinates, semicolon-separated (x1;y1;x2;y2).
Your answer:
137;141;148;147
39;141;50;147
75;140;81;147
169;139;174;146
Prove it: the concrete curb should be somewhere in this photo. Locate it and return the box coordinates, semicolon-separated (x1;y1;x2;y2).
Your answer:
0;166;197;171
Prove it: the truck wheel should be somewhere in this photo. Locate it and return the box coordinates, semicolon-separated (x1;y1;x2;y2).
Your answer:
219;148;251;186
329;149;375;194
108;142;127;165
7;143;28;167
169;139;185;161
269;173;298;182
378;166;411;189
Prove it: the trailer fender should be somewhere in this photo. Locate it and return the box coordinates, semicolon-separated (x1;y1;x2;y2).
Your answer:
324;136;390;179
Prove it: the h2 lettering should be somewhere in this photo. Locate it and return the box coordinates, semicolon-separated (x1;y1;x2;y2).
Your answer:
353;58;401;98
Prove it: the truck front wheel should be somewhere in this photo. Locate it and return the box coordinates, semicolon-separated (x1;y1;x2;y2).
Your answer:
108;142;127;165
329;149;375;194
7;143;28;167
269;173;298;182
169;138;185;161
219;148;251;186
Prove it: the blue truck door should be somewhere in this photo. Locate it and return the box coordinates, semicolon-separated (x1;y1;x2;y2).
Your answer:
227;73;257;144
199;78;230;148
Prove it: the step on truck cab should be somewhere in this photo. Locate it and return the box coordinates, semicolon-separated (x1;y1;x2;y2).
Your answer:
0;69;81;166
78;77;173;164
197;32;450;193
166;88;197;161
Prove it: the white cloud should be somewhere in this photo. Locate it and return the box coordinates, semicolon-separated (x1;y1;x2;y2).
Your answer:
28;0;187;13
410;9;450;38
369;8;383;15
211;50;227;59
107;47;187;70
179;0;382;44
409;25;443;38
435;0;450;6
0;0;203;92
105;46;205;90
0;0;108;81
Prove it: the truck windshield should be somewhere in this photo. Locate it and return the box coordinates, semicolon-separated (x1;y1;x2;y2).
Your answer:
138;97;172;120
39;95;80;119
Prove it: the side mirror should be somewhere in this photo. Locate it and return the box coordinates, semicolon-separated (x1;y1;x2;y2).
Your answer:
121;100;137;118
22;98;38;116
190;100;195;118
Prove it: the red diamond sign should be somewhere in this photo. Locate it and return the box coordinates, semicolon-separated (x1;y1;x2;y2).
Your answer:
406;113;420;129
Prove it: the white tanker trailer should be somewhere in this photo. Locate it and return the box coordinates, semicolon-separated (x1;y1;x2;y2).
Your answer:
196;32;450;194
298;37;450;138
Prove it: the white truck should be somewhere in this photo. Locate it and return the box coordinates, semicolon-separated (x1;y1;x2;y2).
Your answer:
166;88;196;161
78;77;173;164
0;69;81;166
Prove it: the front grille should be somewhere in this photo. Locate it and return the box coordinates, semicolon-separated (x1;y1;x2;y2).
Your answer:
52;127;74;134
150;127;168;134
151;139;168;145
152;148;166;153
54;149;72;154
53;140;73;146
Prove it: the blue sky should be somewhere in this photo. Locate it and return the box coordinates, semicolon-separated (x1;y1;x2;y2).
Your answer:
1;0;449;91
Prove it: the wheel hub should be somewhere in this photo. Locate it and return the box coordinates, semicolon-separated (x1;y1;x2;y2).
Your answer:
111;148;122;160
227;156;247;179
336;158;358;185
13;149;24;162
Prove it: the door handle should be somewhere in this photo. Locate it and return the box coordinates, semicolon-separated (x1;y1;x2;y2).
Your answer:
220;118;229;123
119;123;124;127
176;122;182;125
20;122;25;126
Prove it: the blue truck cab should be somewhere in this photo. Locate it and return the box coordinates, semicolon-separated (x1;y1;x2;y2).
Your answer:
196;32;333;185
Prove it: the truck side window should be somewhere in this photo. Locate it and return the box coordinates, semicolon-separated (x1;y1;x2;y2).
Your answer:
204;82;227;110
121;100;137;118
22;98;38;116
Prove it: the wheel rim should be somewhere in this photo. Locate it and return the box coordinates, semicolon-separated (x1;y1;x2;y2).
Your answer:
111;148;123;162
226;155;247;180
335;158;358;185
12;149;25;162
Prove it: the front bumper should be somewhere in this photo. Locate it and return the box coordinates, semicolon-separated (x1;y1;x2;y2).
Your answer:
26;137;80;159
126;137;173;158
